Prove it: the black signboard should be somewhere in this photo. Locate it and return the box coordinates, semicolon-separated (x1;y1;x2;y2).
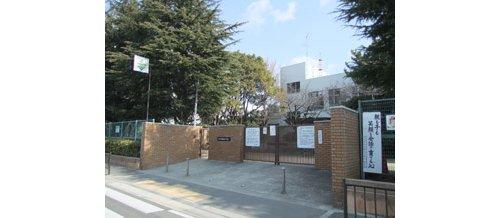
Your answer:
217;137;231;141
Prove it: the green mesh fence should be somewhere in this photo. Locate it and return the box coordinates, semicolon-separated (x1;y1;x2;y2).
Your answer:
359;98;395;182
105;120;145;143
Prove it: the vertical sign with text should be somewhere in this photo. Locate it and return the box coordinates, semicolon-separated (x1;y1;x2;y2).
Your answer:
269;125;276;136
317;130;323;144
245;127;260;147
297;126;315;149
363;112;382;174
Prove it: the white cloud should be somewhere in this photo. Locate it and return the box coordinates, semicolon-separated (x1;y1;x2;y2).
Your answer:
319;0;332;7
272;2;297;22
244;0;297;26
244;0;272;26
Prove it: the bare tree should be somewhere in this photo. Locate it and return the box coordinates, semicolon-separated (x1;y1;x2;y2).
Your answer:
281;85;327;126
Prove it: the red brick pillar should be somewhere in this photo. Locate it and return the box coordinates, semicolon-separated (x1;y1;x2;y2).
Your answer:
331;106;360;207
208;125;245;162
314;120;331;170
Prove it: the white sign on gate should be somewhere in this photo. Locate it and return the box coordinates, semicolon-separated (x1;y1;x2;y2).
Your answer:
317;130;323;144
269;125;276;136
386;114;395;131
263;127;267;135
297;126;315;149
245;127;260;147
115;125;120;133
363;112;382;174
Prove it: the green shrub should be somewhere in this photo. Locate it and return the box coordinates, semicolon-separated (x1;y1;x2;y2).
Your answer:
105;139;141;157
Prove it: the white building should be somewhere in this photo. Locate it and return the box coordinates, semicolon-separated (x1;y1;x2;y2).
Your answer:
278;60;358;120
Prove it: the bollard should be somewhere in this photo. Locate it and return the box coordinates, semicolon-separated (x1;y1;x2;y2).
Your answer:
165;152;169;173
186;158;190;176
281;167;286;194
106;153;111;175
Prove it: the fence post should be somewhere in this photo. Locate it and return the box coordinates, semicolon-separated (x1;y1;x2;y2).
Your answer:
107;153;111;175
358;100;365;179
120;122;124;138
134;120;138;142
344;179;348;218
186;158;190;176
281;167;286;194
165;152;169;173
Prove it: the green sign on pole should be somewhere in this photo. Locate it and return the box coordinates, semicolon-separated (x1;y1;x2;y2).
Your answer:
133;55;149;74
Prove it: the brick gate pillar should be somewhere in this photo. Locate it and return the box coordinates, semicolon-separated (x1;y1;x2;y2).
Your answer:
314;120;331;171
330;106;360;207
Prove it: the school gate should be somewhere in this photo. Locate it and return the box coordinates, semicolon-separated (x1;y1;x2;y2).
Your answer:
243;125;316;165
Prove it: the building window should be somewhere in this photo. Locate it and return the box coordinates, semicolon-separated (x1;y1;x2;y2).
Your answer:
287;82;300;93
308;91;324;110
328;88;342;106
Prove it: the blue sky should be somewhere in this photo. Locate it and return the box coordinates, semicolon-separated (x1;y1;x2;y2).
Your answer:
218;0;370;76
105;0;370;76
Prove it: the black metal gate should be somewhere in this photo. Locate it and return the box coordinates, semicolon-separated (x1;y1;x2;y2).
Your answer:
244;125;315;165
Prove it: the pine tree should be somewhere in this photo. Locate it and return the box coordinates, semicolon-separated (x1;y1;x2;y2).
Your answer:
335;0;395;95
105;0;241;123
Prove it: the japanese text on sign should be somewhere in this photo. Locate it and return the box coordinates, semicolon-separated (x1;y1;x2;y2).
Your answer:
317;130;323;144
269;125;276;136
386;114;395;131
245;127;260;147
297;126;315;149
363;112;382;174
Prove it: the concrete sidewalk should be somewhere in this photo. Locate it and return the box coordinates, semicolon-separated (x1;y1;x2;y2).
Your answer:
142;159;333;209
106;164;343;217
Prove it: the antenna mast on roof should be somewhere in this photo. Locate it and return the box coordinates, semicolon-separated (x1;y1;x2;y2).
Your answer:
305;33;310;58
318;52;324;72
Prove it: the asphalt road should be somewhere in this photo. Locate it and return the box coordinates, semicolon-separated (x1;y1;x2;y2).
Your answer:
105;187;195;218
106;165;345;218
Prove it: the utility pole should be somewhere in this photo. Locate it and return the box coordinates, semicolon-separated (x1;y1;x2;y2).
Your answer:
133;55;151;122
193;79;199;126
146;69;152;121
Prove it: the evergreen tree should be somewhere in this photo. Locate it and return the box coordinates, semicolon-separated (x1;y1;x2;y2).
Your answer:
215;51;281;126
105;0;241;123
335;0;395;95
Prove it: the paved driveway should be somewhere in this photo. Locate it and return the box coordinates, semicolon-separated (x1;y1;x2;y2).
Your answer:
141;159;333;210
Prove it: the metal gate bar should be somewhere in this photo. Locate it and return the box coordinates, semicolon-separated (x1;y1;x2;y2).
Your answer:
344;178;395;218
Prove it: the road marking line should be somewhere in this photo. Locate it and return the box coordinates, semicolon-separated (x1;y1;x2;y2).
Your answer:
105;208;123;218
168;209;195;218
135;180;209;203
106;187;163;213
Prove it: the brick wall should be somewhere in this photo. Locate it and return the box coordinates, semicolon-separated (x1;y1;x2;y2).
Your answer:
200;128;209;150
314;120;331;170
140;123;201;170
208;125;244;162
109;154;141;170
331;106;360;207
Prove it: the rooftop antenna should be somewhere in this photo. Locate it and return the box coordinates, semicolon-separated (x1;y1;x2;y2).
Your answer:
318;52;324;72
305;33;310;58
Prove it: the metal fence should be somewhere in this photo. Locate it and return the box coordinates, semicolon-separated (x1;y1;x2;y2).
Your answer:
358;98;395;182
344;178;395;218
105;120;146;143
244;125;315;165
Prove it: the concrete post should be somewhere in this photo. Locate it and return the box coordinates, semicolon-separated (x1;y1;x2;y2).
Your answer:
165;152;169;173
281;167;286;194
106;153;111;175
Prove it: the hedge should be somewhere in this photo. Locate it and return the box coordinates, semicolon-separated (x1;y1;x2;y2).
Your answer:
105;139;141;157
